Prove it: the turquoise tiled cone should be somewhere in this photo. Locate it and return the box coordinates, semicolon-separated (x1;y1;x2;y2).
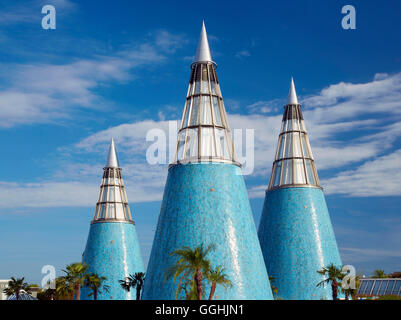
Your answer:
258;187;343;300
81;221;145;300
142;162;273;300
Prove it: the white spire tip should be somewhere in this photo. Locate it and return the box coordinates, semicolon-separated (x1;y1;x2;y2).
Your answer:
287;77;299;105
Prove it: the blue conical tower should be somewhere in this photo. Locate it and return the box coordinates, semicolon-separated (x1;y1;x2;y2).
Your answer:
81;138;145;300
258;79;343;300
142;22;273;300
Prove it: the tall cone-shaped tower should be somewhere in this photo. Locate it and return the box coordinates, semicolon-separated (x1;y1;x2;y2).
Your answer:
142;22;273;300
81;138;144;300
258;79;342;300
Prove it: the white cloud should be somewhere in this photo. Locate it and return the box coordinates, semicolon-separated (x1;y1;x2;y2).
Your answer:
235;50;250;58
1;71;401;208
154;30;188;53
247;184;267;199
312;142;381;170
340;247;401;264
0;168;165;210
302;72;401;122
0;181;97;209
246;100;281;114
322;149;401;197
246;72;401;197
0;0;76;24
0;35;177;127
75;119;176;154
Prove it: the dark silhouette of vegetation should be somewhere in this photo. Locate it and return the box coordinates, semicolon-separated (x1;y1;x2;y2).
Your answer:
2;277;32;300
317;264;344;300
119;272;145;300
84;273;109;300
61;263;89;300
371;269;387;278
340;274;361;300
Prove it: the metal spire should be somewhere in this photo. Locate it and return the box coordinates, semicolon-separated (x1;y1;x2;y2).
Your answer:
287;77;299;105
106;138;119;168
92;138;133;223
268;80;320;190
194;21;213;63
172;22;238;167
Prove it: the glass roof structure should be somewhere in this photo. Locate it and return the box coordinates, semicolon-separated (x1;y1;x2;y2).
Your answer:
91;138;133;224
267;78;321;190
7;292;37;300
358;278;401;296
172;22;238;167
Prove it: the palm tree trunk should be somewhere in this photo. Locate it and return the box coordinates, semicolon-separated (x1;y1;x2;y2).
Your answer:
332;279;338;300
16;290;20;301
176;272;188;300
183;286;189;300
94;288;98;300
345;291;349;300
195;269;203;300
136;286;141;300
75;283;81;300
208;283;216;300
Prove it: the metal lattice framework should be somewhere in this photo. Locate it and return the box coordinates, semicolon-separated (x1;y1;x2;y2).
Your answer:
358;278;401;297
172;22;238;167
92;139;133;224
268;79;321;190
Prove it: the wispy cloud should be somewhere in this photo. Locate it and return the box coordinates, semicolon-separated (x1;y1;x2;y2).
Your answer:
153;30;188;53
340;247;401;264
248;72;401;197
303;72;401;121
0;31;185;128
0;181;97;209
322;149;401;197
235;50;251;58
1;72;401;209
246;100;282;114
0;0;76;24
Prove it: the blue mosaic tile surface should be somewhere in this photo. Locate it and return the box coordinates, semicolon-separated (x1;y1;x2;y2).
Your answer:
258;187;343;300
142;163;273;300
81;222;145;300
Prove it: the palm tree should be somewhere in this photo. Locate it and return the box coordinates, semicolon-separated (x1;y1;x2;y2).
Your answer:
372;269;387;278
206;266;232;300
119;278;131;292
40;280;57;300
62;263;89;300
120;272;145;300
84;273;110;300
42;287;57;300
180;277;198;300
340;274;361;300
165;262;190;300
317;264;344;300
55;276;74;300
166;244;214;300
3;277;31;300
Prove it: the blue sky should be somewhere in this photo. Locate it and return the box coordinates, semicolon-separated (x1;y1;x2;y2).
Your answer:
0;0;401;284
